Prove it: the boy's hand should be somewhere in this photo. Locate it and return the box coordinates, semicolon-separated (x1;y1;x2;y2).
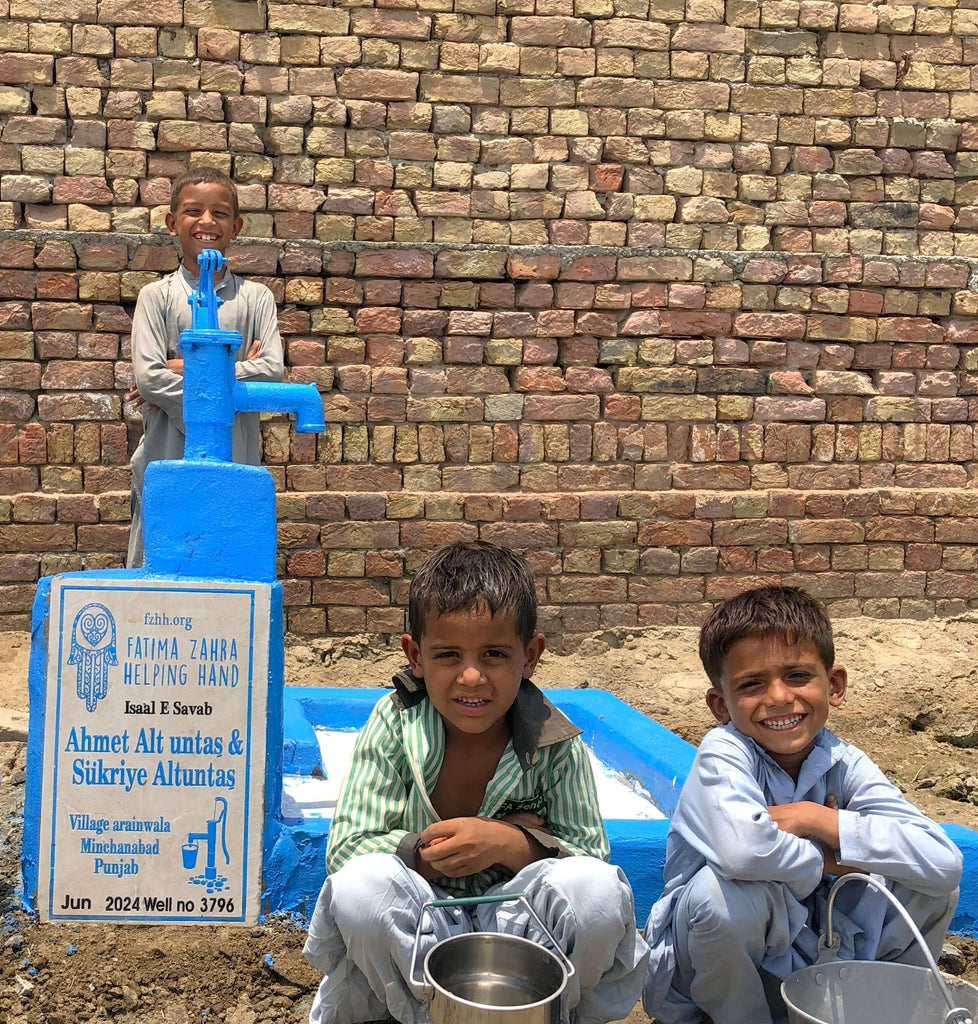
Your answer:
245;340;261;360
768;799;840;850
416;817;543;879
821;848;861;878
769;796;855;877
167;358;184;375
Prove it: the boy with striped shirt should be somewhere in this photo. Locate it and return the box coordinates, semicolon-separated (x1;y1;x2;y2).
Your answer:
303;540;649;1024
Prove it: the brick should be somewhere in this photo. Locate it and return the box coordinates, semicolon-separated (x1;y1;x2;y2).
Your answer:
714;519;788;545
638;394;717;422
734;313;806;339
355;251;434;278
499;79;576;107
548;575;627;603
0;56;55;87
0;554;38;581
398;521;477;548
511;17;591;47
37;392;120;421
182;0;263;30
99;0;182;24
76;524;129;551
2;116;65;143
593;22;666;52
637;520;712;546
789;520;864;543
351;10;430;39
338;69;419;101
864;516;934;543
731;85;803;115
753;397;826;421
421;74;499;104
672;465;751;489
18;424;47;464
41;360;114;389
266;4;349;34
557;465;635;490
0;362;41;390
435;251;507;279
157;120;227;151
0;524;74;551
482;522;560;549
577;77;656;106
311;579;389;606
656;82;731;110
523;395;600;420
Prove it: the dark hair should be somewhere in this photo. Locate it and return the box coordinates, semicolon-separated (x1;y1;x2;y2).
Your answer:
170;168;240;219
407;541;538;646
698;585;835;687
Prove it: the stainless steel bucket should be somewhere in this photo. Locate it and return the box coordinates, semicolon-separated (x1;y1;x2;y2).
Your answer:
411;893;574;1024
783;959;978;1024
782;874;976;1024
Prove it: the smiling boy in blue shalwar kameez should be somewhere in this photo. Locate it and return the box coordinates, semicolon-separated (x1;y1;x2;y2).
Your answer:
643;585;962;1024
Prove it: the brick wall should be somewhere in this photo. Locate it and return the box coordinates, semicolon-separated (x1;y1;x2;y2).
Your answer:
2;0;978;638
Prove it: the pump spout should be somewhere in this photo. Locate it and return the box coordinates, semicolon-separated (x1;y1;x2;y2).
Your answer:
232;381;325;433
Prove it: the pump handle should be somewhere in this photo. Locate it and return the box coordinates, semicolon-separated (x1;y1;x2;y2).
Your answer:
189;249;227;332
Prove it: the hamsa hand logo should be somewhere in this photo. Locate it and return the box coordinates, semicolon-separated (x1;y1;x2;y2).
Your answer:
68;603;118;712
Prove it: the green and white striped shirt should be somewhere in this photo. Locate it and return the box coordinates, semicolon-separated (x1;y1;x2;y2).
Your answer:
326;675;610;897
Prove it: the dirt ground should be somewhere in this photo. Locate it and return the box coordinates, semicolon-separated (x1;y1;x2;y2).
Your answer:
1;616;977;1023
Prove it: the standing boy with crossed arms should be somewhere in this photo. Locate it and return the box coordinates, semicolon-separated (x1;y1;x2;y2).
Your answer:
126;168;283;566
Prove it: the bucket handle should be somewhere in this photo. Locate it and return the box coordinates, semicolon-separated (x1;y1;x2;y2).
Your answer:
409;892;576;991
820;873;972;1024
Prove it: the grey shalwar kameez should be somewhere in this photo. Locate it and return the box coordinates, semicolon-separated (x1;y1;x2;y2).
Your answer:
643;725;962;1024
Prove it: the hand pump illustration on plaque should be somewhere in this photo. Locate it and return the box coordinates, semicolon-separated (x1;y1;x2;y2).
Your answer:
183;797;231;894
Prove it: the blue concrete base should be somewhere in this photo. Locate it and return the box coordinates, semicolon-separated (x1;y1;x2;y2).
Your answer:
266;687;689;923
144;460;277;583
263;687;978;937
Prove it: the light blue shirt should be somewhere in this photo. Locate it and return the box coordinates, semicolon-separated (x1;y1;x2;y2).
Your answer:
656;724;961;905
645;724;963;992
